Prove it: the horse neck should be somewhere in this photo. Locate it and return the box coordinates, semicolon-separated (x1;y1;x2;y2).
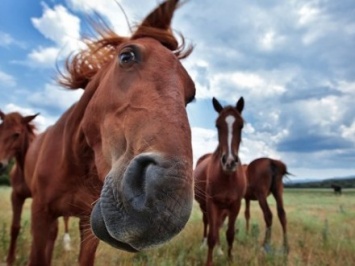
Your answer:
61;78;99;164
15;130;36;171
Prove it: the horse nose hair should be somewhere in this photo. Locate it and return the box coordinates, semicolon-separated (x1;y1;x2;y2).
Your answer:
221;154;227;164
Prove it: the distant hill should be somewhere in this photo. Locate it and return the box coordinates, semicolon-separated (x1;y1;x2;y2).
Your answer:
284;175;355;188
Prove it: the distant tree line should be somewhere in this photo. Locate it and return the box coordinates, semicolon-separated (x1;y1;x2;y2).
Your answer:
284;177;355;189
0;160;13;186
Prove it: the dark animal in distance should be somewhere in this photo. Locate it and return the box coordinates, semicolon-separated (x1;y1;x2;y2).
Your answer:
331;184;342;195
194;97;247;266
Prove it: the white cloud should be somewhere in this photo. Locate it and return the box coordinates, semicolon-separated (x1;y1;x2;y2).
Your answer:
27;47;61;68
259;30;285;51
300;96;343;128
28;4;82;68
338;80;355;95
32;4;80;49
340;121;355;142
28;83;83;111
191;127;217;168
0;31;25;49
65;0;155;36
297;4;320;26
0;70;16;87
209;71;286;100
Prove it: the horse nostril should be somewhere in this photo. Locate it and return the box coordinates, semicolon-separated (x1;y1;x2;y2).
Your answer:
221;155;227;164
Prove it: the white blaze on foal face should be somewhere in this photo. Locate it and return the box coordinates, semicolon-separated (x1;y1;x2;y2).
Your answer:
225;115;236;162
212;96;245;173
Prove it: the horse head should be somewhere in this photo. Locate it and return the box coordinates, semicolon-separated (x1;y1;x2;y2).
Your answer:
0;110;38;173
60;0;196;251
212;97;244;173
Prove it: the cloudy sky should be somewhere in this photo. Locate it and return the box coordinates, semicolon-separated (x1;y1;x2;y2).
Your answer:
1;0;355;180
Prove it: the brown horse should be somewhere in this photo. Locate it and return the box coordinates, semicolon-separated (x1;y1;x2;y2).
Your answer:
243;157;289;253
0;111;72;265
194;97;247;266
24;0;195;265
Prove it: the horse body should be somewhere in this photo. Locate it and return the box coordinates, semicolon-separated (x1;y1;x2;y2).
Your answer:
194;97;246;266
23;1;196;265
243;157;289;253
0;111;71;265
25;107;101;265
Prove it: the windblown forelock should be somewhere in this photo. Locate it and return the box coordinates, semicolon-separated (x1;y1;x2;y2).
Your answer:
58;0;192;90
58;27;126;90
131;27;192;59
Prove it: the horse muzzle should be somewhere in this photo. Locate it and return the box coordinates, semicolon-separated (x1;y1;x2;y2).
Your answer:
90;152;193;251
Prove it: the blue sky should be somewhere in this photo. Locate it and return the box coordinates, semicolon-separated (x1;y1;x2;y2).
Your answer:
1;0;355;180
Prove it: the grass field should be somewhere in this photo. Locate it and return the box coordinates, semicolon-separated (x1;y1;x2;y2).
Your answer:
0;187;354;266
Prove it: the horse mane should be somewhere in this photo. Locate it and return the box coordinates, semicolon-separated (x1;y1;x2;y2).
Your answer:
58;3;192;90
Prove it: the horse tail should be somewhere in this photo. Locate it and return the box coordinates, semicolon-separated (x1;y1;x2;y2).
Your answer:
269;160;278;191
269;159;290;191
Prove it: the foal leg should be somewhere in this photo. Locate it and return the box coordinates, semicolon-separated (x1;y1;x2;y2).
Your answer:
215;212;227;256
78;217;99;266
45;219;59;265
244;199;250;234
258;197;273;252
6;193;25;266
226;202;242;260
28;201;57;266
272;190;289;253
206;203;220;266
200;212;208;249
62;216;72;251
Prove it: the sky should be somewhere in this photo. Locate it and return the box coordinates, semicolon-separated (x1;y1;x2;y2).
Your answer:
1;0;355;181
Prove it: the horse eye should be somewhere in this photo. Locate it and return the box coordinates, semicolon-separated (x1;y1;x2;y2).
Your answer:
119;50;136;66
12;133;20;139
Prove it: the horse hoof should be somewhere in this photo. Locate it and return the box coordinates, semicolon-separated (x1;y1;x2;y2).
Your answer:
262;244;272;254
216;247;224;256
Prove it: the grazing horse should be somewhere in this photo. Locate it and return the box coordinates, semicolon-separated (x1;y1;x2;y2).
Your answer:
331;184;342;195
0;111;72;265
194;97;247;266
243;157;290;253
24;0;195;265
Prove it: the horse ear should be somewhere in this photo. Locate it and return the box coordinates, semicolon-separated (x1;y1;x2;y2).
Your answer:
212;97;223;113
133;0;179;35
22;113;39;124
236;97;244;113
0;110;4;120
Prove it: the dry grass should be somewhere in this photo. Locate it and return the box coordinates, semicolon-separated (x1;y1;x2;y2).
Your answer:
0;187;354;266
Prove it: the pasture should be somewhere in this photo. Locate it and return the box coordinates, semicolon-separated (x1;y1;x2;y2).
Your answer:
0;187;354;266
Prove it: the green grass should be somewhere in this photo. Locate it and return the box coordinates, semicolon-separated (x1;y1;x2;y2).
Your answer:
0;187;355;265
